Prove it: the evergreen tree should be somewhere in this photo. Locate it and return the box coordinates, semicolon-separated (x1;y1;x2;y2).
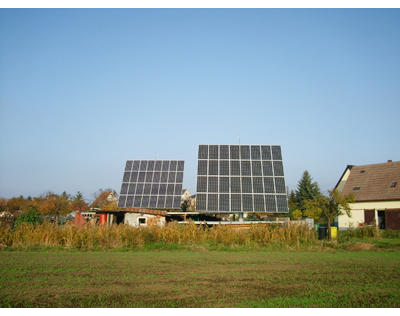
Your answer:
288;190;299;211
74;191;83;201
61;191;71;200
72;192;89;211
295;170;321;210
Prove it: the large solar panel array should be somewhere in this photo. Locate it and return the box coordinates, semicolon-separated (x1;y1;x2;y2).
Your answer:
196;145;288;213
118;160;184;209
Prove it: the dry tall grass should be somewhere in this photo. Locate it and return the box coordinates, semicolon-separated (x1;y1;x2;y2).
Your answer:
0;221;317;250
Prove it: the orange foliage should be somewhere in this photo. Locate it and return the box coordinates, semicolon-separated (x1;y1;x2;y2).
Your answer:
37;193;72;218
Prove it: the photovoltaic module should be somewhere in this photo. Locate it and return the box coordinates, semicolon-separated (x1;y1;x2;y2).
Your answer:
196;145;289;213
118;160;184;209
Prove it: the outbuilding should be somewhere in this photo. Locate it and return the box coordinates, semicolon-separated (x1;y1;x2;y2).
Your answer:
123;208;167;227
83;208;168;227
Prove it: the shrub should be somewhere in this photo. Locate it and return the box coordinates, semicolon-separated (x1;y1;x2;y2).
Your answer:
339;225;379;240
381;229;400;238
291;209;302;220
14;206;41;227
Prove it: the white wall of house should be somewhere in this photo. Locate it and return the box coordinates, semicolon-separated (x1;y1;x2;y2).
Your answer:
338;200;400;229
336;168;351;192
124;213;166;227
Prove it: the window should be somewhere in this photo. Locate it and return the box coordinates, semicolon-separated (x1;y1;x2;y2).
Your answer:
353;187;360;191
391;182;397;188
360;170;366;174
138;218;146;226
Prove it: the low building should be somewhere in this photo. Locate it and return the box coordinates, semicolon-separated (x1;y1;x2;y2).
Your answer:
124;208;167;227
335;160;400;230
82;208;168;227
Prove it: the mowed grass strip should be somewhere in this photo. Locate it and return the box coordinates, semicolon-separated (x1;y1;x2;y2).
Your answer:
0;250;399;307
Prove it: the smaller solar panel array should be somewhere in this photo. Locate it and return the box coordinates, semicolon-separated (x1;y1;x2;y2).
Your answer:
118;160;184;209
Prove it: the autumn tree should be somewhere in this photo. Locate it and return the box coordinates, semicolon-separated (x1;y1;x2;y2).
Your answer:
6;196;27;215
38;192;73;224
303;199;323;220
308;190;354;240
0;198;8;212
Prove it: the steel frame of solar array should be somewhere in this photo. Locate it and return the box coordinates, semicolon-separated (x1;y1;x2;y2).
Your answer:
118;160;184;209
196;145;289;213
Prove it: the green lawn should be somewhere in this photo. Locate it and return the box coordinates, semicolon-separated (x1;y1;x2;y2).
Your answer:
1;249;400;307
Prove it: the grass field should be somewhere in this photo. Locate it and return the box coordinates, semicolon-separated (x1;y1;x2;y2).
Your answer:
1;248;400;307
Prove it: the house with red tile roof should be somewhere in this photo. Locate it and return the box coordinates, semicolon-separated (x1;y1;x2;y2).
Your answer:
335;160;400;230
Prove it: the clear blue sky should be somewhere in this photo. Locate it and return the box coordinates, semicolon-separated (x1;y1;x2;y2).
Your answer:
1;9;399;201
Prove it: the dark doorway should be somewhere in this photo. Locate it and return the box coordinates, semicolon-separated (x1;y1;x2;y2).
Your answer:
378;211;386;229
116;213;125;224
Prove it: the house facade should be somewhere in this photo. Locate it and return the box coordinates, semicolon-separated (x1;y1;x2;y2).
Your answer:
335;160;400;230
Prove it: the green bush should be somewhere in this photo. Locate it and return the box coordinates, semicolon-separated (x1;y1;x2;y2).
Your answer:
15;206;41;227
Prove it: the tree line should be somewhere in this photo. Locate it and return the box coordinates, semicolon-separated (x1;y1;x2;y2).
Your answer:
0;189;118;224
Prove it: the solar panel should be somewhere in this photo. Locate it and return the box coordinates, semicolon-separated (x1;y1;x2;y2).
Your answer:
118;160;184;209
196;145;288;213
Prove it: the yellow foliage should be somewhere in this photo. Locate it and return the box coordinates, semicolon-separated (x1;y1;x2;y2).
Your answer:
292;209;302;220
303;199;323;220
102;202;118;211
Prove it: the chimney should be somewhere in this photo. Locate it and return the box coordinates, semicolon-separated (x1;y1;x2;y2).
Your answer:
388;160;392;163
